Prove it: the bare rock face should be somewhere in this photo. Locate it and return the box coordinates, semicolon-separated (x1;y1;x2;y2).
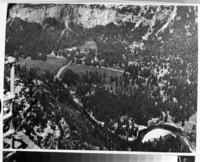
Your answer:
7;4;176;29
74;6;117;28
8;4;65;23
8;4;119;28
14;131;41;149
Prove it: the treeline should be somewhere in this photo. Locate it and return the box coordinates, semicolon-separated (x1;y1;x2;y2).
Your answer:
6;18;87;61
6;18;60;61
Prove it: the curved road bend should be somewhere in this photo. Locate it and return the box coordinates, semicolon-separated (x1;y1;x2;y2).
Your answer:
55;61;71;79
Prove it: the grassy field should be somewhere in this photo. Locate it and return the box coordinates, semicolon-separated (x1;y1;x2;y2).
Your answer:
61;63;122;80
17;56;67;74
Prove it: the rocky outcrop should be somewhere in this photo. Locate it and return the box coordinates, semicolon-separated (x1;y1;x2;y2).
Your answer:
8;4;175;29
8;4;65;24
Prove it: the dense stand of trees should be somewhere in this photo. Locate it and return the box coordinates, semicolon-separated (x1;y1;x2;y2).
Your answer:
61;62;196;129
60;65;195;152
124;62;197;124
3;62;193;151
6;18;87;61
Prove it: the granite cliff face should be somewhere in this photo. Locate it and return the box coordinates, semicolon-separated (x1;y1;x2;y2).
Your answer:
8;4;188;29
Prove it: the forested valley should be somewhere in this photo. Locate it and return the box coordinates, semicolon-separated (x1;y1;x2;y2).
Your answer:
4;4;197;152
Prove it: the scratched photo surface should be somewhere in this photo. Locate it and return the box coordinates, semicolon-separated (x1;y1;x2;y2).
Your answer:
3;3;197;152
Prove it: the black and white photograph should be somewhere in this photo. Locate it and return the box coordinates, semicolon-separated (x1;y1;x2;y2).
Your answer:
3;3;197;152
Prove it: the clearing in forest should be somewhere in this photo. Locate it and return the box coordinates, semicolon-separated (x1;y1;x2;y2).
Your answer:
17;56;67;73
